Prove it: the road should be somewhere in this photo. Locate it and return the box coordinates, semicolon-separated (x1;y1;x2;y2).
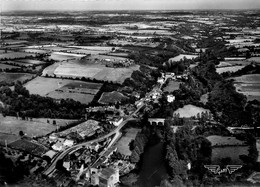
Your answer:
43;78;166;177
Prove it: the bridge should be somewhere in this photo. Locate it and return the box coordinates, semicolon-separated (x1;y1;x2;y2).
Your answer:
148;118;166;126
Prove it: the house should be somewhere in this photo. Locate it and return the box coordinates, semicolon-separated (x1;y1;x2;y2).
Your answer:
110;118;123;127
63;139;74;147
52;142;63;151
167;94;175;103
43;150;57;159
63;161;70;171
99;167;120;187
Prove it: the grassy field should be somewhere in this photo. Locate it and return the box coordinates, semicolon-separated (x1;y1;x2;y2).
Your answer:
0;52;35;60
169;54;198;62
49;52;85;61
246;57;260;64
232;74;260;101
0;72;35;84
0;115;76;138
163;80;181;92
51;61;139;83
0;133;20;146
25;77;102;104
0;63;21;70
98;91;129;104
211;146;249;164
173;104;210;118
17;59;46;65
116;128;141;156
216;65;245;74
206;135;246;146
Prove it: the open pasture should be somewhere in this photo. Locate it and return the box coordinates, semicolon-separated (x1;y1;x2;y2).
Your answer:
116;128;141;156
173;104;210;118
23;48;49;54
17;59;46;65
0;63;21;70
0;115;76;138
0;72;35;84
53;61;139;83
231;74;260;101
98;91;129;104
163;80;181;92
49;52;85;61
0;52;36;60
25;77;102;104
168;54;198;62
216;65;245;74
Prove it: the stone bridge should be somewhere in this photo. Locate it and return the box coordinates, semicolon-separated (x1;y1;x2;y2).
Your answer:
148;118;166;126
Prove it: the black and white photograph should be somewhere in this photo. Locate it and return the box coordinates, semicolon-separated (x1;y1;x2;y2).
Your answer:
0;0;260;186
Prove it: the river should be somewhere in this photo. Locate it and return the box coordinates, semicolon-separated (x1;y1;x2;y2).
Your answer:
137;142;168;187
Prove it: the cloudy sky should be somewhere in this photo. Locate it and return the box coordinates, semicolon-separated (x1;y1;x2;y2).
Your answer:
1;0;260;11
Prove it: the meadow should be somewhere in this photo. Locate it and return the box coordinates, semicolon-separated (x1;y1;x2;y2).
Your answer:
163;80;181;92
0;72;35;84
232;74;260;101
0;52;35;60
25;77;102;104
173;104;210;118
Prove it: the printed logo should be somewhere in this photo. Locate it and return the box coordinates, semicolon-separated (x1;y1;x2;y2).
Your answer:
204;165;242;175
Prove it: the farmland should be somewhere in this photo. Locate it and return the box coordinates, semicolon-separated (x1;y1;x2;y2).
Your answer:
49;52;85;61
46;60;140;83
116;128;141;156
0;72;35;84
0;115;76;138
168;54;198;62
163;80;181;92
0;52;36;60
24;77;102;104
0;63;21;70
98;91;129;104
216;65;245;74
211;146;249;164
231;74;260;101
173;104;210;118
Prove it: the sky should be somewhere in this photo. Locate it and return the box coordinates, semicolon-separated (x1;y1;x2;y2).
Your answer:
1;0;260;11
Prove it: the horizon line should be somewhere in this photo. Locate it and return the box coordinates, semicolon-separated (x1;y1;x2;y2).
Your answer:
2;8;260;13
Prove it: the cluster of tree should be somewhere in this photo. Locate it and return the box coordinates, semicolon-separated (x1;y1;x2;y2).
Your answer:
0;82;86;119
163;120;212;186
129;127;151;163
207;80;248;126
123;65;159;93
0;150;30;184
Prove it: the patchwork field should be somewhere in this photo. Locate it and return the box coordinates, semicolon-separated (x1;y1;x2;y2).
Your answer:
98;91;129;104
163;80;181;92
0;63;21;70
216;65;245;74
169;54;198;62
116;128;141;156
173;104;210;118
0;52;35;60
0;133;20;146
25;77;102;104
217;60;251;67
17;59;46;65
0;115;76;138
49;52;85;61
0;72;35;84
246;57;260;64
23;48;49;54
231;74;260;101
45;60;140;84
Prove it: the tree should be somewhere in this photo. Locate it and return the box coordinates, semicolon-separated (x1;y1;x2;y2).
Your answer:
19;131;24;136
